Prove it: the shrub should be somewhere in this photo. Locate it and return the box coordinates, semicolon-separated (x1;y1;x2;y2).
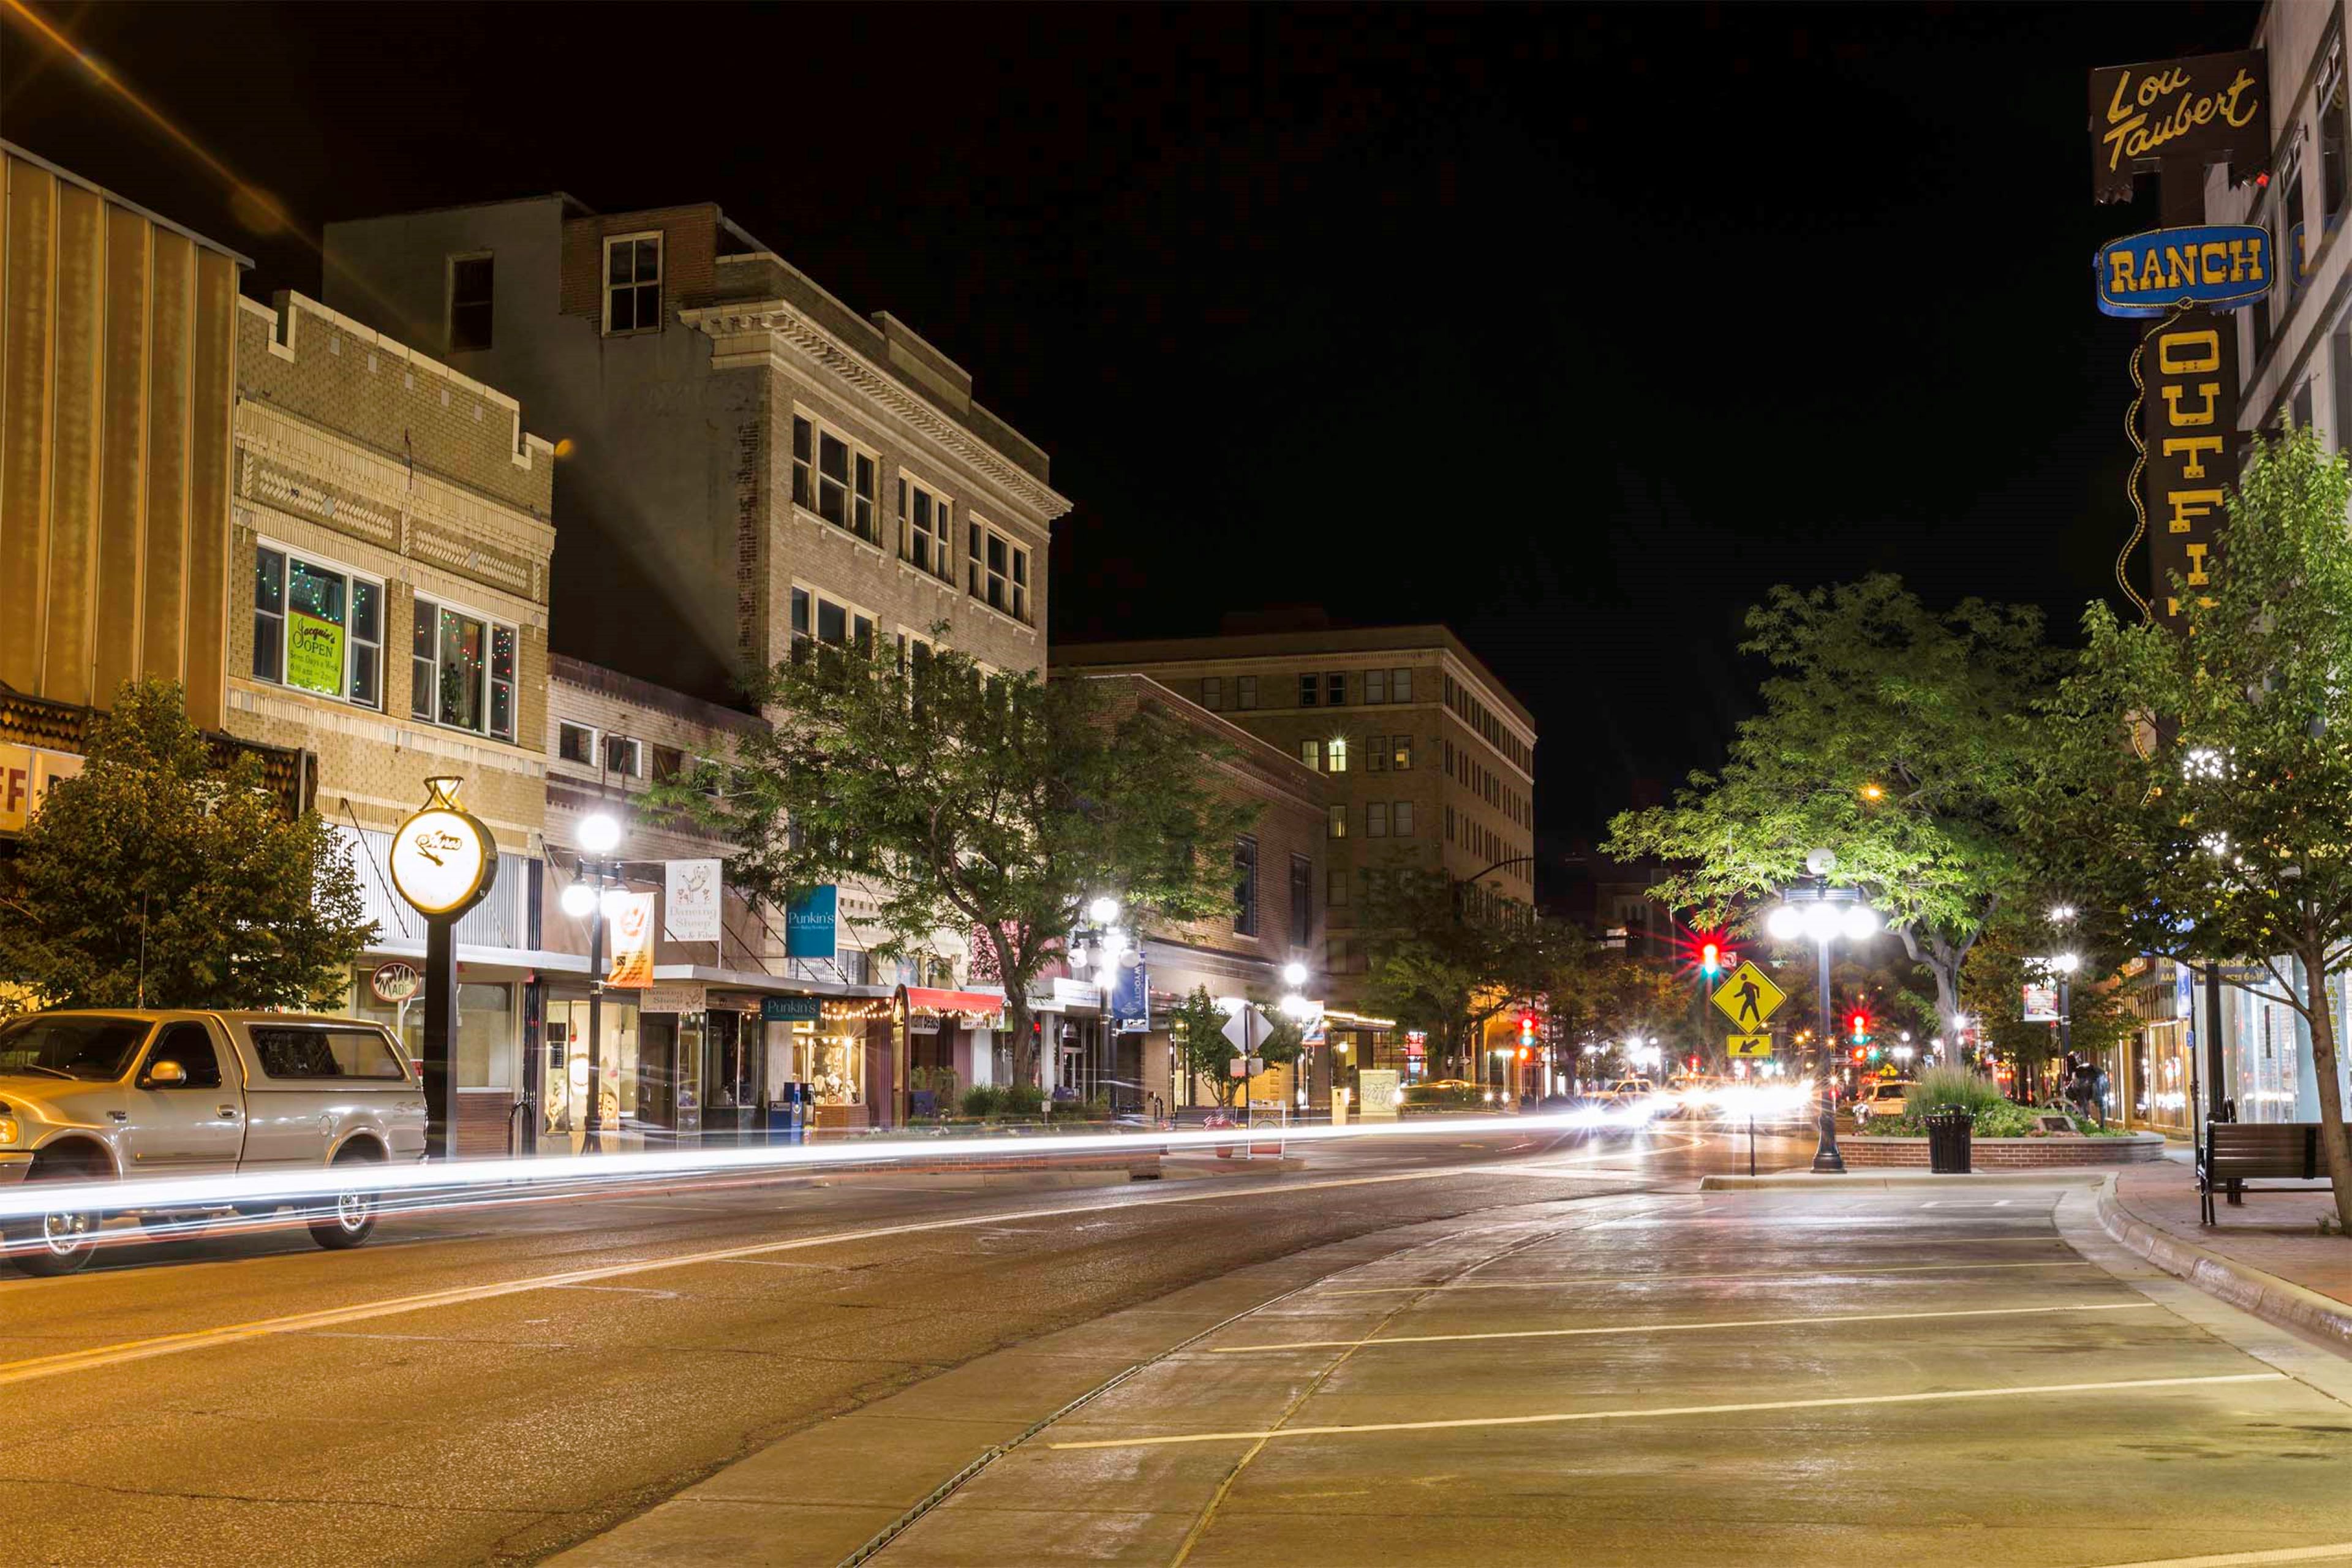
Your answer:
960;1085;1003;1118
999;1083;1047;1117
1910;1066;2007;1120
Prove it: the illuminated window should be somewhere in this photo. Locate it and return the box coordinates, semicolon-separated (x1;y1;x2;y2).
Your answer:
1326;737;1348;773
1300;739;1321;770
1328;804;1348;839
252;546;382;709
602;232;662;334
1393;736;1413;770
411;592;515;740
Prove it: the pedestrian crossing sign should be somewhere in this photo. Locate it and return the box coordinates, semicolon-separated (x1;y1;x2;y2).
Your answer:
1711;961;1786;1028
1725;1033;1774;1058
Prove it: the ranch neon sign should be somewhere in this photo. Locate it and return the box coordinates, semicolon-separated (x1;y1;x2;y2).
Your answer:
2096;225;2271;318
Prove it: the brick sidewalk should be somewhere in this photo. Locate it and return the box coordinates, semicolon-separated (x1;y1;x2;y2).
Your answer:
2110;1151;2352;1309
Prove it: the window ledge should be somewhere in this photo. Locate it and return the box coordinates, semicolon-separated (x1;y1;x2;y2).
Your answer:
964;595;1037;637
896;556;960;590
794;503;884;559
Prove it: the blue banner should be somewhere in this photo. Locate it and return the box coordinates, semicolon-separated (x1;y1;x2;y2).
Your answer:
1110;952;1150;1032
785;884;837;959
2095;225;2271;318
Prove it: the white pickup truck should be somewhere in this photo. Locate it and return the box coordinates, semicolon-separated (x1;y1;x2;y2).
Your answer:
0;1010;427;1275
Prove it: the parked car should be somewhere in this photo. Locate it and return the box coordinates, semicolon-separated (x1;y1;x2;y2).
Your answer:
0;1010;427;1275
1852;1079;1917;1126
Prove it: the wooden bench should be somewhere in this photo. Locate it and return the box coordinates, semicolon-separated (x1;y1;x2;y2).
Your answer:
2199;1121;2329;1224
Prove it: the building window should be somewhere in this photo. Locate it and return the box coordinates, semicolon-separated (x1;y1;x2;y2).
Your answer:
604;736;643;777
1328;804;1348;839
1393;668;1413;702
791;586;873;657
1365;669;1386;704
1236;675;1257;709
602;232;662;334
1393;735;1413;770
1231;835;1259;935
1366;802;1390;838
1446;803;1455;842
252;546;382;709
1201;676;1223;710
1326;935;1348;972
1290;854;1313;944
900;478;954;581
1298;673;1318;708
1326;672;1346;706
1327;867;1349;907
1367;736;1387;774
1300;739;1321;770
448;254;493;352
792;417;876;541
1326;737;1348;773
411;595;516;741
1395;801;1415;837
651;745;687;783
2325;26;2349;225
558;722;597;765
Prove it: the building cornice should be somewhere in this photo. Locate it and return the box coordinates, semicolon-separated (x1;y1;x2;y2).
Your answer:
679;298;1073;526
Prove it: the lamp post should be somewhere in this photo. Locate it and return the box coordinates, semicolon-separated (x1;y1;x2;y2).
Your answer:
1766;848;1880;1174
560;812;627;1153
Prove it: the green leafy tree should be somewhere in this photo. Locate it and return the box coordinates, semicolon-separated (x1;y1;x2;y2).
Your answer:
0;679;374;1009
662;641;1255;1087
1358;868;1578;1077
1958;916;2138;1101
1544;944;1687;1067
2029;424;2352;1226
1605;575;2059;1055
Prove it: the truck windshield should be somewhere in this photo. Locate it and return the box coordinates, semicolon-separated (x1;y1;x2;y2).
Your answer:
0;1016;152;1082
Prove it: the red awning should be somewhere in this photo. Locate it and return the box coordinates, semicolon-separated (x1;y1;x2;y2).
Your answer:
903;987;1006;1017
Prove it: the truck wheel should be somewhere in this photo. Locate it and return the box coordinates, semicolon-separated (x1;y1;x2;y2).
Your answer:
309;1148;381;1250
6;1150;108;1276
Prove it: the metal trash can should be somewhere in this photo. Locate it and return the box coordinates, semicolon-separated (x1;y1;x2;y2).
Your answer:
1925;1106;1973;1175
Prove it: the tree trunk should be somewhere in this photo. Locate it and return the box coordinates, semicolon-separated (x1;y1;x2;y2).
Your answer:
2295;938;2352;1233
1006;996;1037;1090
1899;928;1966;1070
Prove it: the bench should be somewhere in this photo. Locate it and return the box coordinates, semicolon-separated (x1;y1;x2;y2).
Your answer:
2199;1121;2330;1224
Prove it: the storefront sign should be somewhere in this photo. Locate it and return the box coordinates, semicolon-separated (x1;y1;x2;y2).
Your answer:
285;610;345;695
2139;312;2237;626
785;884;837;958
665;859;722;944
370;961;422;1004
388;777;499;919
2021;981;2059;1023
2089;51;2266;203
641;982;707;1015
0;744;82;835
1050;977;1099;1010
2095;225;2271;317
761;995;821;1023
605;891;656;989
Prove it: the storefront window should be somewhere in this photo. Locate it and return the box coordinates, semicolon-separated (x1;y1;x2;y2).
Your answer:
799;1014;867;1106
544;997;638;1134
349;977;513;1089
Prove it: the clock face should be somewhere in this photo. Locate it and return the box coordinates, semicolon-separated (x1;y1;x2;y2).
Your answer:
390;806;494;917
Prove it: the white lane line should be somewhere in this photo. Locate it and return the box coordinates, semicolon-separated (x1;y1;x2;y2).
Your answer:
1319;1261;2104;1294
1043;1372;2289;1449
1210;1300;2160;1354
0;1152;1654;1391
2090;1543;2352;1568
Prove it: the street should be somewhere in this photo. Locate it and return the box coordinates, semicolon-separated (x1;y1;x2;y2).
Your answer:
0;1126;2344;1567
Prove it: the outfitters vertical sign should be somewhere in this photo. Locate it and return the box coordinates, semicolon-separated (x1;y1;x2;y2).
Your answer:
2139;314;2239;624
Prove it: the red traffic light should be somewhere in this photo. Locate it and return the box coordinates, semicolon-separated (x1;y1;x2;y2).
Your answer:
1698;941;1721;973
1852;1046;1867;1062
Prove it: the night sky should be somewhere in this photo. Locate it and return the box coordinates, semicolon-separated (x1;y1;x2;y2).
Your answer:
3;0;2262;852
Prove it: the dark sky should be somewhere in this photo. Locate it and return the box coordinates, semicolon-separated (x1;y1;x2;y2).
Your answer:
2;0;2260;848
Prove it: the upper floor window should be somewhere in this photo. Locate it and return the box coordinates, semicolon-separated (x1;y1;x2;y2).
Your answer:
411;595;517;741
604;736;643;777
1325;737;1349;773
794;417;876;541
899;477;954;581
790;586;874;657
448;254;493;352
2324;25;2349;224
1394;801;1416;837
253;546;382;710
1365;669;1386;704
603;233;662;334
1233;835;1259;936
1392;736;1413;770
1392;668;1413;702
1201;676;1224;710
1298;674;1319;708
1326;672;1346;706
1236;675;1258;709
1327;804;1348;840
651;745;687;783
971;523;1030;622
558;722;597;766
1366;802;1390;838
1299;739;1322;771
1368;736;1388;774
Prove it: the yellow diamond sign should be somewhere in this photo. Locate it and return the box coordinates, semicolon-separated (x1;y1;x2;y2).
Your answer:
1712;960;1786;1029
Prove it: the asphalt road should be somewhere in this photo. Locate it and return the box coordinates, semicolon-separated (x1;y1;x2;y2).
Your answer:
0;1120;1762;1566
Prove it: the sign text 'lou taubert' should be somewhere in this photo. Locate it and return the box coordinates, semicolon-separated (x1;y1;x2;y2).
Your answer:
2089;50;2266;203
2096;225;2271;317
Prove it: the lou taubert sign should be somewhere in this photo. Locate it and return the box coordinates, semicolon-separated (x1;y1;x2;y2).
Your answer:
2089;50;2265;203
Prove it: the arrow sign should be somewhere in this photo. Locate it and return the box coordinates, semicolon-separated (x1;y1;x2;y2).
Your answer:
1712;961;1786;1029
1725;1033;1774;1058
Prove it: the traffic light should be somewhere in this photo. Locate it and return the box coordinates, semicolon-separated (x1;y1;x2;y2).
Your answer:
1852;1045;1868;1063
1518;1012;1537;1049
1698;941;1722;977
1849;1010;1872;1043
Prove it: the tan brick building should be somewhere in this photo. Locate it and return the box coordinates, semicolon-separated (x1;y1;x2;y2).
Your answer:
226;288;562;1153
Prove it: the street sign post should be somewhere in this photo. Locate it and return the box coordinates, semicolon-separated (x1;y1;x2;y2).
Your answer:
1711;960;1786;1031
1725;1033;1774;1058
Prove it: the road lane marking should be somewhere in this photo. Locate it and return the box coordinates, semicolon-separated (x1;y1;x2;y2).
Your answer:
1319;1260;2104;1293
1208;1300;2160;1353
0;1150;1669;1390
2093;1544;2352;1568
1043;1371;2290;1449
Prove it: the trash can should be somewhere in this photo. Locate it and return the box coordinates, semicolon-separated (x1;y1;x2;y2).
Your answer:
1925;1105;1973;1175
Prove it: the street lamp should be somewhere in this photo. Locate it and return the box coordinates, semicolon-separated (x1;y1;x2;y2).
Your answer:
1765;848;1880;1174
1088;895;1121;926
568;812;627;1153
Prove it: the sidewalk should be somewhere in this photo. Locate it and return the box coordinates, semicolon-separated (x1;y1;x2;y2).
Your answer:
2097;1150;2352;1348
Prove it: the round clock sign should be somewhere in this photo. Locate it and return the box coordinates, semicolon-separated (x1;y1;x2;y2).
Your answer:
389;777;499;919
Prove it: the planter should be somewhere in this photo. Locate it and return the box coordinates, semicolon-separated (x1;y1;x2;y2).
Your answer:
1836;1131;2168;1168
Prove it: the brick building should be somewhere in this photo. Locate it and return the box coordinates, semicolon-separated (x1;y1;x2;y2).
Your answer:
227;288;565;1153
1055;625;1537;1079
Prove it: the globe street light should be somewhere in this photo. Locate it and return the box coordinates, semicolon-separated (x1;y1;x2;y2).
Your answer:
1765;848;1880;1174
1088;895;1121;926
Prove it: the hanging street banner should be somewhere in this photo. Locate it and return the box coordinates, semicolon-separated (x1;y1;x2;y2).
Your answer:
1711;960;1787;1030
2095;225;2271;317
2139;311;2238;626
2022;981;2060;1023
1110;952;1151;1032
665;858;723;944
2089;51;2266;203
605;892;657;989
1725;1033;1774;1058
785;884;837;959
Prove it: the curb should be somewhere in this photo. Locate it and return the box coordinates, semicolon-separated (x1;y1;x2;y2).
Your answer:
1700;1170;2116;1190
2092;1174;2352;1352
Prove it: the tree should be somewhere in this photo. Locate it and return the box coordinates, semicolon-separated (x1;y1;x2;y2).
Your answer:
0;679;374;1009
1543;943;1686;1072
1358;868;1578;1077
1605;575;2059;1055
2028;423;2352;1227
1958;912;2138;1101
664;639;1256;1087
1168;985;1303;1107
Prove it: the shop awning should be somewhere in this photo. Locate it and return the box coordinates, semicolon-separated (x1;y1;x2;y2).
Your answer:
904;987;1007;1017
